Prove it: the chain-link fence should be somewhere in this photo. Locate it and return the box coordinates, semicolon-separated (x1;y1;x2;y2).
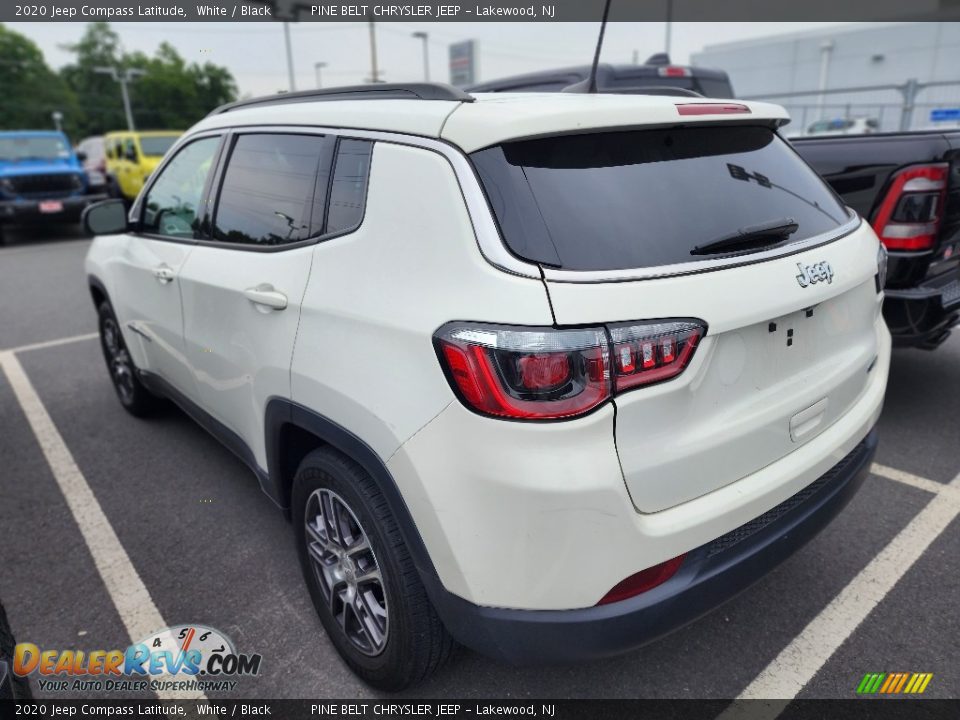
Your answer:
742;79;960;136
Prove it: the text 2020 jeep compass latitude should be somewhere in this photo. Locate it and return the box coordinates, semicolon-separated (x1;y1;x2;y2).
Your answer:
82;84;890;690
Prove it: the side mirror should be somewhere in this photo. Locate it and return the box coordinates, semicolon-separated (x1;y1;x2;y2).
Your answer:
76;151;88;163
83;199;129;235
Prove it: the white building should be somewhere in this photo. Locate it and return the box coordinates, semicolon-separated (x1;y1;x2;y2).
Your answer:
692;23;960;133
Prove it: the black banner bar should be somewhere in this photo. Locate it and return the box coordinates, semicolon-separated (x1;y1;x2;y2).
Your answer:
2;699;960;720
4;0;960;23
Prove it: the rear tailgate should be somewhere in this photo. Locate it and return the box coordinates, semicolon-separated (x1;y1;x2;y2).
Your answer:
545;227;881;512
472;122;884;513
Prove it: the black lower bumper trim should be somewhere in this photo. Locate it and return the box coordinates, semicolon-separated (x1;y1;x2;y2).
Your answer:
428;428;878;664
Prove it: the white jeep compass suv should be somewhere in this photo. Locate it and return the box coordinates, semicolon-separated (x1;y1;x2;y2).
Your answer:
83;84;890;690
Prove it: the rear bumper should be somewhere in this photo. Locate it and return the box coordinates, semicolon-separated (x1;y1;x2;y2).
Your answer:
0;193;108;224
431;428;877;664
884;270;960;349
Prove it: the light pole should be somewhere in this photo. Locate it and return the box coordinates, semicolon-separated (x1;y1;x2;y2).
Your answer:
664;0;673;57
412;31;429;81
51;111;63;133
284;22;296;91
94;66;146;132
368;21;381;83
314;62;327;88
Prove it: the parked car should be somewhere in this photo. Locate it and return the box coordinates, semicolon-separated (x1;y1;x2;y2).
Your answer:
0;130;107;244
467;54;735;97
104;130;182;201
75;135;108;194
803;117;880;137
793;130;960;348
83;84;889;689
0;601;31;700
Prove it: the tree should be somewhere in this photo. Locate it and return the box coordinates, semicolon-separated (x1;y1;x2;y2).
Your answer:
60;24;238;136
59;22;128;137
0;24;79;138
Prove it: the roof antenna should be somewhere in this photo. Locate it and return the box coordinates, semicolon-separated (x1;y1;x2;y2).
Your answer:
563;0;613;93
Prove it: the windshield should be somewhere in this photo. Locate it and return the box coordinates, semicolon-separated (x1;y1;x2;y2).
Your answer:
0;135;70;162
471;126;849;271
139;135;179;156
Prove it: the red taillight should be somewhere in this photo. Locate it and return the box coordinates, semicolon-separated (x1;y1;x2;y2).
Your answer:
597;555;686;605
610;321;704;392
435;325;612;420
676;103;751;116
658;66;691;78
435;320;706;421
872;163;948;251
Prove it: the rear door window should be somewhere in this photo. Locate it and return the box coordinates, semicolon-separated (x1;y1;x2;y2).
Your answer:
471;125;849;271
213;133;333;247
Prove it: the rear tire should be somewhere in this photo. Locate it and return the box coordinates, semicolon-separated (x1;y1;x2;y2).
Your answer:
292;448;455;690
97;301;160;417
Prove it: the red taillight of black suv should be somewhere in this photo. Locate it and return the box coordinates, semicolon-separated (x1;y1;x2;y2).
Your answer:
872;163;949;251
435;320;706;420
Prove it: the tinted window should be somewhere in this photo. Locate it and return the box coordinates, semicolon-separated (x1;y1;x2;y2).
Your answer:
214;134;331;246
326;139;373;234
0;135;69;161
472;126;848;271
142;137;220;238
139;135;180;157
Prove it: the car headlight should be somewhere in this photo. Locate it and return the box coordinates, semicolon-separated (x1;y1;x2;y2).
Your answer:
876;242;889;292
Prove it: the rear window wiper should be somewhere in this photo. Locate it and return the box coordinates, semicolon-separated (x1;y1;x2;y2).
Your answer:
691;217;799;256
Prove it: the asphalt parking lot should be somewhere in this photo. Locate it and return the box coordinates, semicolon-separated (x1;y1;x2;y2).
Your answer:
1;228;958;701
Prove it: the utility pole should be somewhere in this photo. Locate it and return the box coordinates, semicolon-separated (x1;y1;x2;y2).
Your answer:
368;21;380;83
664;0;673;57
94;66;146;132
412;31;430;81
314;61;327;88
51;111;63;133
284;22;296;91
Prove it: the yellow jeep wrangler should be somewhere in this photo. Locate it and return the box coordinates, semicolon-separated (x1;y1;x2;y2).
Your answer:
104;131;182;201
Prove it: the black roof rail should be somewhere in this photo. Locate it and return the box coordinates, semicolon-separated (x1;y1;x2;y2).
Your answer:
209;83;474;116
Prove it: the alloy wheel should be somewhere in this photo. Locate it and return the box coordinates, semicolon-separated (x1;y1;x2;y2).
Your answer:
304;488;389;656
102;316;135;405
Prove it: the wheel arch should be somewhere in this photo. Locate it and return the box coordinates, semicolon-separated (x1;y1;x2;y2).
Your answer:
88;274;109;310
264;398;448;600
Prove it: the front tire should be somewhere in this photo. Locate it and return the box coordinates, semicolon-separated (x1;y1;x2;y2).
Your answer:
97;301;160;417
292;448;454;690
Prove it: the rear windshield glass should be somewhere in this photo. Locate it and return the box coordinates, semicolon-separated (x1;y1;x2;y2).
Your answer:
471;126;849;271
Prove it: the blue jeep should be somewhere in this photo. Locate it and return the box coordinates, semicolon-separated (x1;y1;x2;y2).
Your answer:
0;130;108;244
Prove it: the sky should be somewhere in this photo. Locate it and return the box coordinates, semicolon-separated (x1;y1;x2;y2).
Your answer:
12;21;857;96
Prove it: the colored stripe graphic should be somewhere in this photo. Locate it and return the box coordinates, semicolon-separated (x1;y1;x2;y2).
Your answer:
857;672;932;694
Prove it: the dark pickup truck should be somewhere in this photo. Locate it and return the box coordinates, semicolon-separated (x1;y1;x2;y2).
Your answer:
793;132;960;349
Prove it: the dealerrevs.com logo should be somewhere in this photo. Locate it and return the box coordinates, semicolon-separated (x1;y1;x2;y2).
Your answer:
13;624;262;694
857;672;934;695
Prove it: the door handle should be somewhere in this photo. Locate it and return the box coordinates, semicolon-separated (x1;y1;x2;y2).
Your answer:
153;265;174;284
243;284;288;311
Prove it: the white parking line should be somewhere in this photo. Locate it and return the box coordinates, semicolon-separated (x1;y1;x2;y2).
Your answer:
0;350;205;702
732;467;960;703
2;332;98;355
870;462;955;497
